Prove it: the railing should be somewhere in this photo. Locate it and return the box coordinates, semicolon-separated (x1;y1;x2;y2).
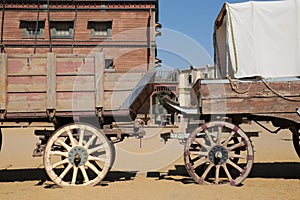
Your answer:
154;70;179;83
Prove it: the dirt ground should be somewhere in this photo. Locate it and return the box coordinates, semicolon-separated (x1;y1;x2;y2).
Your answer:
0;123;299;200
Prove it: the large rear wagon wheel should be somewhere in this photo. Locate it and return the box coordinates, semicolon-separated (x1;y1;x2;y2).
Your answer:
43;123;115;187
184;121;254;186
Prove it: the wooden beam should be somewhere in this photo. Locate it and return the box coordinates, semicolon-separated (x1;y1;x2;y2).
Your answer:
47;52;56;112
0;53;7;118
94;52;105;109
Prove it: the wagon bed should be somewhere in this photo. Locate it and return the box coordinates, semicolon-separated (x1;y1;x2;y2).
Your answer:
193;77;300;124
0;52;153;121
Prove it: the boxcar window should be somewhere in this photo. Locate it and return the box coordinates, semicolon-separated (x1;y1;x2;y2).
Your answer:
20;20;45;38
105;58;114;69
50;21;74;38
88;21;112;38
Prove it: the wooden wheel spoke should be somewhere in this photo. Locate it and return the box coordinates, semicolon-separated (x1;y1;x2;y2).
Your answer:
86;161;101;175
84;135;97;149
227;160;243;173
201;163;214;180
52;158;69;169
229;153;246;159
194;139;210;150
204;129;215;146
222;164;233;181
228;141;245;151
88;155;106;163
59;164;72;179
50;151;68;157
56;139;72;151
217;126;223;145
189;150;208;156
222;131;235;147
193;157;208;169
78;128;85;146
87;144;105;155
215;165;220;184
79;166;90;183
66;129;77;147
71;166;79;185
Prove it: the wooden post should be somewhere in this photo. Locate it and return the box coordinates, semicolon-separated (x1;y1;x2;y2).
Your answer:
47;52;56;119
94;52;105;112
0;53;7;119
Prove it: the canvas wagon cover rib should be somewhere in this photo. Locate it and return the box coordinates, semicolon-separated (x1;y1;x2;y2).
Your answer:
214;0;300;79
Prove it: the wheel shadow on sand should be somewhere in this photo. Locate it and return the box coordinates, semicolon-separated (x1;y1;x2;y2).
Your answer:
0;162;299;187
0;168;137;187
146;162;300;184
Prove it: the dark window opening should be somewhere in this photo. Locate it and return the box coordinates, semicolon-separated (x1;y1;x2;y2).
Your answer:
105;58;114;69
20;20;45;38
88;21;112;38
50;21;74;38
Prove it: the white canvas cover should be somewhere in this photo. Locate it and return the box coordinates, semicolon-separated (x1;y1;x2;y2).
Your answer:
214;0;300;78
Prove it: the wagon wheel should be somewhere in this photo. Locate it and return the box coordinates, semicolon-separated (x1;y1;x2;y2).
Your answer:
291;128;300;158
43;123;115;187
184;121;254;186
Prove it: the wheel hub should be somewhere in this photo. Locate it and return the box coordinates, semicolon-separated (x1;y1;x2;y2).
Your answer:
208;145;228;165
68;146;88;167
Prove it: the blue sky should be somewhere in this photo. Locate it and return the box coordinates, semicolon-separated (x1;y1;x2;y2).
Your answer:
157;0;275;70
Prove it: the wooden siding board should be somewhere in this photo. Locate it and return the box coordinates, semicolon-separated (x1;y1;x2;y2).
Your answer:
56;91;95;111
0;54;7;111
7;57;47;76
94;52;105;108
200;81;300;116
47;52;56;110
7;93;46;112
7;76;46;92
56;75;94;92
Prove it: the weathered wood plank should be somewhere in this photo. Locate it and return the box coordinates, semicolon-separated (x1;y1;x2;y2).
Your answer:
104;72;145;91
7;57;47;76
56;92;95;111
201;96;300;115
56;57;94;75
94;52;105;109
7;76;46;92
7;93;47;112
0;54;7;110
104;91;132;110
57;75;94;92
47;53;56;110
200;81;300;99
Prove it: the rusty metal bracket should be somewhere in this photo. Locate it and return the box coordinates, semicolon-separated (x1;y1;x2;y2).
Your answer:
46;109;56;121
0;109;6;120
96;107;104;124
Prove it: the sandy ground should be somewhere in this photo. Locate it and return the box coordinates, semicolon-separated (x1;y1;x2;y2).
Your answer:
0;123;299;200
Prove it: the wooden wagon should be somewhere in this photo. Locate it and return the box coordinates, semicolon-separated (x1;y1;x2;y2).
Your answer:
0;52;154;186
161;0;300;186
162;77;300;186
